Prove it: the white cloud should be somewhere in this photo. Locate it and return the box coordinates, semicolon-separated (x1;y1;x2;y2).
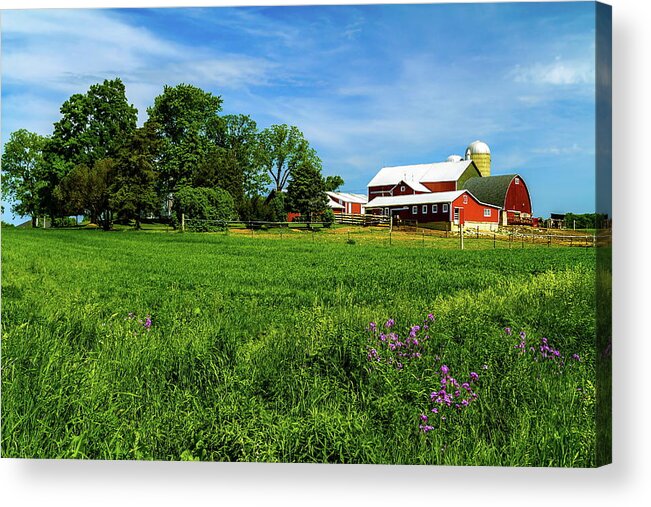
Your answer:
531;144;584;156
2;9;279;132
510;58;595;86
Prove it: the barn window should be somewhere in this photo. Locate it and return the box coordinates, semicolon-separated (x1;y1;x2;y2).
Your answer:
384;208;389;216
400;186;405;192
515;177;520;185
422;205;427;214
412;206;418;214
442;204;449;213
463;195;468;204
432;204;438;213
484;208;492;217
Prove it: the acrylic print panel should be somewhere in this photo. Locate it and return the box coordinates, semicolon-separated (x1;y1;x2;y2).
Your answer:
0;1;611;466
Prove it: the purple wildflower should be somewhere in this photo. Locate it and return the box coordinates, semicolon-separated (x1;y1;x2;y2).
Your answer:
505;327;512;336
470;372;479;382
385;319;395;328
572;354;581;361
441;364;449;375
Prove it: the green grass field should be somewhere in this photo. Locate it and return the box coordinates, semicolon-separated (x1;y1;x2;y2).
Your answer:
1;227;598;465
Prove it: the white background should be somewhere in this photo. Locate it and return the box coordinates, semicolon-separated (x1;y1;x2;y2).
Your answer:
1;0;648;505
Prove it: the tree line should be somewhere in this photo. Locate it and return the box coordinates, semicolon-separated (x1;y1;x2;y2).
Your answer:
1;78;344;230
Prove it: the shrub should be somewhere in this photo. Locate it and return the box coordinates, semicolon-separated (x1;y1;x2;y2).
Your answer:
174;186;237;222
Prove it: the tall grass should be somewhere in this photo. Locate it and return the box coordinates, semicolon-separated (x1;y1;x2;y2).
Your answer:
1;228;597;465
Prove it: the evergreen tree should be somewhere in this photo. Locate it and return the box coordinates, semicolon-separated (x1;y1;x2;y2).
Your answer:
286;155;328;223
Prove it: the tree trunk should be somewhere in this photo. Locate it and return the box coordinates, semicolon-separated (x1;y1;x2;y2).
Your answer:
32;216;37;228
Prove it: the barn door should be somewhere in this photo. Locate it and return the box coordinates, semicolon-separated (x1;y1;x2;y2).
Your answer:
453;207;465;226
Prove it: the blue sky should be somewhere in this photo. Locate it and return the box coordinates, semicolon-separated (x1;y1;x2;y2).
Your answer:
1;2;599;223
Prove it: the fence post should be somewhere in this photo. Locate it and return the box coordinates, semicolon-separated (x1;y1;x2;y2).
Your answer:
181;213;185;232
459;224;464;250
548;234;551;247
422;229;425;247
521;234;524;249
476;226;479;239
493;233;496;249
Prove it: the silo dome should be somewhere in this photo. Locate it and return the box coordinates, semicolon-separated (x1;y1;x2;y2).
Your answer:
466;140;491;155
447;154;463;162
465;140;491;177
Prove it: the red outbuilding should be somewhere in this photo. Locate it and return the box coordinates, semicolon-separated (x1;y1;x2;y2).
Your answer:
461;174;534;226
365;190;501;230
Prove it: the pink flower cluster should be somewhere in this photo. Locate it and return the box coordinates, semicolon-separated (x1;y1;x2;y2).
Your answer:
366;314;435;370
506;328;581;369
419;365;480;432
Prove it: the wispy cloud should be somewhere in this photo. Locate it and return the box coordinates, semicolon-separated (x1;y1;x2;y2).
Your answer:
510;57;595;86
2;9;280;127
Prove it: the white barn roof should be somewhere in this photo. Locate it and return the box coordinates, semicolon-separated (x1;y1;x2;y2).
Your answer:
366;191;466;208
367;160;474;188
327;196;345;209
326;191;368;204
366;190;501;209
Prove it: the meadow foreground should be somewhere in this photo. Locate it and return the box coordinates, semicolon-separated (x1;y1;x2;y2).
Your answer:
1;227;597;465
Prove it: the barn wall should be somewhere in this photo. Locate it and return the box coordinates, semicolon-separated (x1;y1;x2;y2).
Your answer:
421;181;456;192
350;202;363;214
504;177;532;214
451;194;500;223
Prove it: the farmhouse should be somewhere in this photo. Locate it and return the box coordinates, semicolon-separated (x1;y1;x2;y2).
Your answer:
326;192;368;214
365;140;533;230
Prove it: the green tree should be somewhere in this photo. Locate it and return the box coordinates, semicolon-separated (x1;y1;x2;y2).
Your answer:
221;114;270;198
174;186;236;222
258;124;309;192
49;78;138;169
286;155;328;223
146;84;223;193
41;78;137;222
55;159;115;230
1;129;47;226
193;148;244;209
324;175;344;192
111;123;162;229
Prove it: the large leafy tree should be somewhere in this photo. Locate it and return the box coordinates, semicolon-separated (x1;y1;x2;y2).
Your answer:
286;153;328;223
1;129;48;226
49;78;138;168
146;84;223;193
42;78;137;220
221;114;269;198
324;175;344;192
258;124;310;192
55;159;115;230
111;123;162;229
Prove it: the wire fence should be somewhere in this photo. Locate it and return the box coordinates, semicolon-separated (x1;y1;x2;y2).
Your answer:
182;215;610;250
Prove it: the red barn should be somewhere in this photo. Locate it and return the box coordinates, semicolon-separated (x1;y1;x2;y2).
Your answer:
365;190;500;230
462;174;533;226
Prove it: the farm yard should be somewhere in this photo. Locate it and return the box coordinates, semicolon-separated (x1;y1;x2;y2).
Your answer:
1;226;603;466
